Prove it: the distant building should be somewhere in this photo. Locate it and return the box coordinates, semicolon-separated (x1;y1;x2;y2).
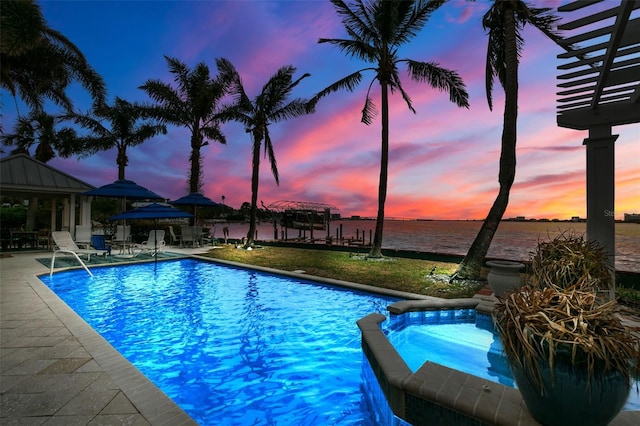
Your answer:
624;213;640;223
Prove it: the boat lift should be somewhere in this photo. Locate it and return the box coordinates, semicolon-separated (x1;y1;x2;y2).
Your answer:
264;200;339;242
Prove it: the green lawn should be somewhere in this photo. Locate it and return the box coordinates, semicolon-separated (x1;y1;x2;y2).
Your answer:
201;245;486;298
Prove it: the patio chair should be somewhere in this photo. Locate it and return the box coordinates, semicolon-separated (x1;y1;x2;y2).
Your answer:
181;225;195;247
138;230;166;256
91;235;112;256
37;228;50;250
75;225;92;249
193;225;203;246
168;225;181;246
113;224;131;254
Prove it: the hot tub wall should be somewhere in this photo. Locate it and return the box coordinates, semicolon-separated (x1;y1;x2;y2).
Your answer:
358;299;640;426
357;312;531;425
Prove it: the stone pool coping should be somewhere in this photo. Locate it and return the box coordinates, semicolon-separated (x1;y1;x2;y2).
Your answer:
358;294;640;426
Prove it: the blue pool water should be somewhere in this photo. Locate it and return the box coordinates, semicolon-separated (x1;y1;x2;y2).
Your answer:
385;310;514;386
40;259;399;425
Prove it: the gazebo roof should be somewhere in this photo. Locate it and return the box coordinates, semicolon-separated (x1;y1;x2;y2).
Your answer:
0;153;95;197
556;0;640;130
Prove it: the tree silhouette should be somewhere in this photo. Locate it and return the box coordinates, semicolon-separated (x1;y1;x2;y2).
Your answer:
216;58;313;247
310;0;469;257
140;56;227;193
454;1;566;280
0;0;105;115
73;97;166;180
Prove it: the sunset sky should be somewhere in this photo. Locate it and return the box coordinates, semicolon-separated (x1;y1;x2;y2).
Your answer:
3;0;639;220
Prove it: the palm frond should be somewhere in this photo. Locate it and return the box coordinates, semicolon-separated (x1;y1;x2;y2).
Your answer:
270;100;309;124
406;60;469;108
307;70;365;110
329;0;378;44
216;57;253;111
318;37;377;62
390;0;446;46
483;3;509;108
263;131;279;185
164;56;190;87
391;73;415;114
200;125;227;145
485;40;496;111
361;93;377;126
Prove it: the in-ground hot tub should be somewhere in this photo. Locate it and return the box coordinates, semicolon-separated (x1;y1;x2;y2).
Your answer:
358;295;640;425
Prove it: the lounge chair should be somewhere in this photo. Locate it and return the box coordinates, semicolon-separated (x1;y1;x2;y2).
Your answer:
52;231;109;260
50;231;109;276
138;230;166;256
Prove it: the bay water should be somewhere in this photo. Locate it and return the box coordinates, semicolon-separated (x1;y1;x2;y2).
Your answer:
210;219;639;273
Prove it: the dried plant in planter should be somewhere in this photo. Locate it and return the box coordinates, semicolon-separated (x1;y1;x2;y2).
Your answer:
494;234;640;425
528;233;612;295
495;280;640;392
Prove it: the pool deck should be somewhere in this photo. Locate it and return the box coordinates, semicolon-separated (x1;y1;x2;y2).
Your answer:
1;248;206;425
2;248;639;425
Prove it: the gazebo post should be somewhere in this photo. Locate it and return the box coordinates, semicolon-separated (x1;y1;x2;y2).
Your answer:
584;126;618;299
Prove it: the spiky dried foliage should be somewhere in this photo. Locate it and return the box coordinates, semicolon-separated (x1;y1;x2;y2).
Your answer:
529;233;612;295
494;235;640;395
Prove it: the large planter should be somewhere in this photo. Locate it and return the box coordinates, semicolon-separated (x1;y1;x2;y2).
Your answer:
486;260;524;297
511;355;630;426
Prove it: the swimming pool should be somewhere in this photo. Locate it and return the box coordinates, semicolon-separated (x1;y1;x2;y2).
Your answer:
40;258;401;425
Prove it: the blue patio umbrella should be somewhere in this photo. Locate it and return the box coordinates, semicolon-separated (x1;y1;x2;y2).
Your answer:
84;180;165;255
109;203;194;221
83;179;164;200
169;192;218;223
110;203;193;263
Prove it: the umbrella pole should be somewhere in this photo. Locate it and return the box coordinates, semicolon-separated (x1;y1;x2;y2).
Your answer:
153;218;159;271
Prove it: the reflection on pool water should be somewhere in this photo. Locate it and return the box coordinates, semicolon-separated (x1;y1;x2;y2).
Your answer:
40;258;400;425
384;309;639;412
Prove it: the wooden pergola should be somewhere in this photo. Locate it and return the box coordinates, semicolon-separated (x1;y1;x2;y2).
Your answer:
556;0;640;272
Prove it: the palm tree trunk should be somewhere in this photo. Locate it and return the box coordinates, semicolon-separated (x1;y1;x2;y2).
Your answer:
246;136;261;247
369;82;390;258
455;6;518;280
189;130;202;194
117;146;126;180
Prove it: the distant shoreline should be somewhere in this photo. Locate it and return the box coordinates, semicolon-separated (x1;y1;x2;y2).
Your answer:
338;217;640;224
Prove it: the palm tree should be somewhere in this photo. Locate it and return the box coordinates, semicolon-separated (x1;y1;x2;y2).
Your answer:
1;109;82;229
140;56;227;194
453;1;564;281
0;0;106;115
311;0;469;258
216;58;312;248
1;110;80;163
72;97;167;180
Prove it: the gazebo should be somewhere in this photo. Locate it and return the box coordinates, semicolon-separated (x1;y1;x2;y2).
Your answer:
556;0;640;274
0;154;94;240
